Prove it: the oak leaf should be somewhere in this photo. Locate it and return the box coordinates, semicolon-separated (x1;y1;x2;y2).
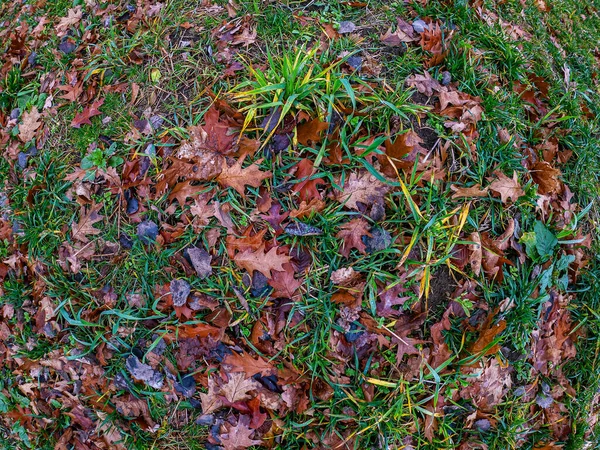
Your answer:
297;118;329;147
380;18;417;46
71;203;103;243
406;71;443;97
450;184;489;199
291;159;325;202
200;375;223;414
223;351;276;377
233;244;290;278
219;372;261;403
19;107;42;142
336;218;372;258
220;418;261;450
168;180;204;206
177;106;235;158
488;171;525;203
337;171;391;210
530;161;561;195
55;6;82;36
217;156;272;197
267;263;302;298
71;98;104;128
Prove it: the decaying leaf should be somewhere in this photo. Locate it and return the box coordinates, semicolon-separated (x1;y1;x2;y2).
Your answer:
336;171;391;210
336;218;372;258
19;107;42;142
71;203;103;243
488;171;525;203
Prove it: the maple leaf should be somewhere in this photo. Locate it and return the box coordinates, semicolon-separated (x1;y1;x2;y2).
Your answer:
71;99;104;128
71;203;103;243
19;107;42;142
223;351;276;377
337;171;391;210
233;244;290;279
219;372;261;403
217;156;272;197
220;417;261;450
297;118;329;147
488;171;525;203
336;218;372;258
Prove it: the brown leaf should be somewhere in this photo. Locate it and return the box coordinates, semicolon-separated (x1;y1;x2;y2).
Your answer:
168;180;205;206
71;98;104;128
19;107;42;142
267;263;302;298
71;203;103;243
336;218;372;258
177;106;236;158
200;375;224;414
223;351;276;377
380;18;417;46
450;184;489;199
55;6;82;36
220;417;261;450
336;171;391;210
290;159;325;202
114;397;156;429
488;171;525;203
530;161;561;195
219;372;261;403
297;118;329;147
470;318;506;356
233;244;290;278
468;232;482;276
217;156;272;197
406;71;443;97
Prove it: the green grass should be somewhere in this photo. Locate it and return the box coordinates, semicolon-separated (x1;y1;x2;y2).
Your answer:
1;0;599;449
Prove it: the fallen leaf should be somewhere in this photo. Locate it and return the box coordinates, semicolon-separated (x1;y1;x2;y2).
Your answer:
450;184;489;199
297;118;329;147
71;98;104;128
530;161;561;195
19;107;42;142
223;351;276;377
217;156;272;197
233;244;290;278
488;171;525;203
71;203;103;243
406;71;443;96
125;355;163;389
220;372;261;403
220;417;261;450
336;171;391;210
336;218;372;258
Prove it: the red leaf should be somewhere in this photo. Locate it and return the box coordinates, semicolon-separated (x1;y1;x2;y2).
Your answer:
71;98;104;128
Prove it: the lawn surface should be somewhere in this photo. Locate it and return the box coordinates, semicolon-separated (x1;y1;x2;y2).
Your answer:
1;0;600;449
